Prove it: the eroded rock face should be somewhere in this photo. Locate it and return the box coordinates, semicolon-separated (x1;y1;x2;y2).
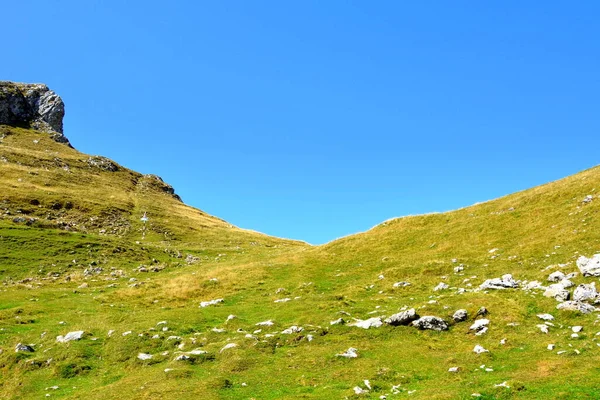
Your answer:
0;81;68;144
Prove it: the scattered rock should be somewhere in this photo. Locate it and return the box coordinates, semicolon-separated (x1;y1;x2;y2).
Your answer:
547;344;555;350
199;298;224;308
537;313;554;321
448;367;460;373
537;324;549;334
469;319;490;334
548;271;566;282
495;381;510;388
349;317;383;329
56;331;85;343
219;343;237;353
330;318;345;325
453;309;468;322
475;307;489;317
281;326;303;334
572;326;583;333
582;195;594;204
473;345;489;354
137;353;153;360
412;316;449;331
336;347;358;358
392;281;411;288
573;283;598;302
577;255;600;277
544;284;570;302
255;320;275;326
556;301;596;314
385;309;419;326
433;282;449;291
479;274;518;290
274;298;291;303
15;343;34;353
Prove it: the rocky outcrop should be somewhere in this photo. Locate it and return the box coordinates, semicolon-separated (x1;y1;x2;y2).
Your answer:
0;81;68;144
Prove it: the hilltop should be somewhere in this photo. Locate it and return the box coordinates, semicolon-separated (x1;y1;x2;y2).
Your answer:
1;83;600;399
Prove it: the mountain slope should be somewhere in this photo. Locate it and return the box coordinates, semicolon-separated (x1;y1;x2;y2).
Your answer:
2;124;600;399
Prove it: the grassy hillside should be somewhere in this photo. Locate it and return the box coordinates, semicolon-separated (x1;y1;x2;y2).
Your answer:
2;126;600;399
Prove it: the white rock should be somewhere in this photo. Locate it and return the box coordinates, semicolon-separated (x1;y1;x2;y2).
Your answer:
577;255;600;277
336;347;358;358
349;317;383;329
475;327;488;336
547;344;555;350
219;343;237;353
556;301;596;314
330;318;345;325
433;282;449;291
137;353;153;360
256;320;275;326
548;271;566;282
211;328;226;333
274;298;292;303
495;381;510;388
473;345;489;354
544;284;570;302
500;338;507;345
188;349;207;355
573;283;598;302
571;333;579;338
392;281;411;288
469;319;490;332
354;386;368;395
281;326;303;334
537;314;554;321
572;326;583;333
226;315;236;321
453;309;468;322
56;331;85;343
537;324;549;334
199;298;224;307
156;321;167;326
364;380;371;390
479;274;518;290
448;367;460;373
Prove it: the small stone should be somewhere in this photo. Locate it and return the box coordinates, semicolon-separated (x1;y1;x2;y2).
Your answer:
412;316;449;331
349;317;383;329
448;367;460;373
56;331;85;343
219;343;237;353
137;353;153;360
337;347;358;358
330;318;345;325
281;326;303;334
433;282;449;291
572;326;583;333
199;298;224;308
537;314;554;321
255;320;275;326
547;344;555;350
15;343;34;353
473;345;488;354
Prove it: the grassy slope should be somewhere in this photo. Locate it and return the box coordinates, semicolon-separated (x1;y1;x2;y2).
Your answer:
2;126;600;399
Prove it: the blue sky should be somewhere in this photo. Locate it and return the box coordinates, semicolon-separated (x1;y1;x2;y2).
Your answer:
4;1;600;244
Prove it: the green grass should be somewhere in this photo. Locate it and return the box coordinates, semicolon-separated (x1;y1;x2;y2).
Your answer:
2;126;600;398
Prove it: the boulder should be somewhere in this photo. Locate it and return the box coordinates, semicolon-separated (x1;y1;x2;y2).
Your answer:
577;255;600;277
573;283;598;303
544;284;570;302
556;301;596;314
469;319;490;333
479;274;518;290
547;271;566;282
0;81;67;143
453;309;468;322
56;331;85;343
385;309;419;326
412;316;449;331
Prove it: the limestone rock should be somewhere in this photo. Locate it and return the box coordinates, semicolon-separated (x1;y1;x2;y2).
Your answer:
412;316;449;331
336;347;358;358
349;317;383;329
547;271;565;282
15;343;35;353
573;283;598;303
56;331;85;343
0;81;67;143
577;255;600;277
384;309;419;326
556;301;596;314
479;274;518;290
544;284;570;302
453;309;468;322
469;319;490;334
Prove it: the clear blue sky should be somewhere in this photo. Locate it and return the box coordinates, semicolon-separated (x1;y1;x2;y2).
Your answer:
4;1;600;244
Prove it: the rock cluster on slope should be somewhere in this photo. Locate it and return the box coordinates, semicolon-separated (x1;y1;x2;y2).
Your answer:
0;81;68;144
